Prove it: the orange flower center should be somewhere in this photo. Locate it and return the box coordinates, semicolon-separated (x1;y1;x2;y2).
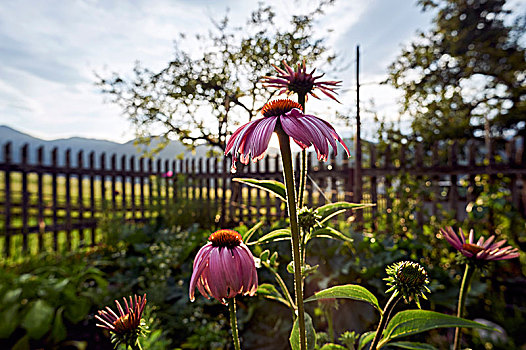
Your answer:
462;243;484;255
113;314;131;333
209;229;242;248
261;99;302;118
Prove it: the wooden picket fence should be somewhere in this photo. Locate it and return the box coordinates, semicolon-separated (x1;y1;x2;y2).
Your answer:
1;136;525;258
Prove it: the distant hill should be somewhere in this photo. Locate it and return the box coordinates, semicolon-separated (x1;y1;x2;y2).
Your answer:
0;125;358;169
0;125;218;168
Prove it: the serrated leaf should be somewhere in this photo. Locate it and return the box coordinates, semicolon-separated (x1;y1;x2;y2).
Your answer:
233;178;286;201
388;341;438;350
379;310;497;347
358;331;376;350
257;284;291;308
315;202;373;223
290;312;316;350
243;221;264;243
304;285;381;313
21;299;54;339
320;344;347;350
307;227;353;243
248;228;291;246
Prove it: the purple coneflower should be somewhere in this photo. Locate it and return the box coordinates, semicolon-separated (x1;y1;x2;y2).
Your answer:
96;294;147;339
225;99;349;171
440;226;519;261
189;229;258;304
262;60;341;102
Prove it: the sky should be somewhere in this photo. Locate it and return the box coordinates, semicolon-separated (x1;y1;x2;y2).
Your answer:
0;0;455;143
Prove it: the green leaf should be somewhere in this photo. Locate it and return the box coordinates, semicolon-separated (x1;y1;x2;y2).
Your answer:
0;304;20;338
257;284;291;308
21;299;54;339
315;202;373;223
242;220;264;243
358;331;376;350
290;312;316;350
233;178;286;201
51;307;67;343
388;341;438;350
307;227;353;243
248;228;291;245
2;288;22;304
320;344;347;350
304;284;381;313
12;335;30;350
65;296;91;323
379;310;497;347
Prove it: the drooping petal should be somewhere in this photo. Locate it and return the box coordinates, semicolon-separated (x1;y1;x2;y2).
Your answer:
189;246;213;301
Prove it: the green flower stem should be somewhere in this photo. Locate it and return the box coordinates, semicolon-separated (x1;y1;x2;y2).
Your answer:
270;266;296;310
297;93;307;209
327;308;334;343
130;341;143;350
229;298;241;350
277;128;307;350
453;264;475;350
371;293;402;350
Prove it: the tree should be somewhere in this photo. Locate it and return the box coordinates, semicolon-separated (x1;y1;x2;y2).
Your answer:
388;0;526;143
97;2;336;152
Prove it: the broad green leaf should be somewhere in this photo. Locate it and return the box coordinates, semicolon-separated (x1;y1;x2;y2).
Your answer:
0;304;20;338
304;285;381;313
257;284;291;308
358;331;376;350
290;312;316;350
2;288;22;304
51;307;67;343
233;178;286;201
65;296;91;323
307;227;353;243
21;299;54;339
248;228;291;245
379;310;497;347
243;221;264;243
388;341;438;350
315;202;373;222
320;344;347;350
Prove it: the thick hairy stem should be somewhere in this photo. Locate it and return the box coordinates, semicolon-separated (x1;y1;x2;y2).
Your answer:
371;293;401;350
297;93;307;209
229;298;241;350
453;264;475;350
277;129;307;350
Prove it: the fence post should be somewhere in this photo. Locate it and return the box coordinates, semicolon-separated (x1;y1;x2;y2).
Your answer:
369;144;378;222
52;148;59;251
3;142;12;257
89;151;96;245
37;146;45;252
21;144;29;253
448;142;459;222
65;149;72;251
77;150;85;246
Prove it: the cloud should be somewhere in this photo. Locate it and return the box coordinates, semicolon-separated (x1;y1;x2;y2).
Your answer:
0;0;435;143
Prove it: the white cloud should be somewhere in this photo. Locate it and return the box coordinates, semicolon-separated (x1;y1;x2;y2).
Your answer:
0;0;434;143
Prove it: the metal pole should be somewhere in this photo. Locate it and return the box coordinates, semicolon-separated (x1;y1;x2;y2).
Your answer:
353;45;363;223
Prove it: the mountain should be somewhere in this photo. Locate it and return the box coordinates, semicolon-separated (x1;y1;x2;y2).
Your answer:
0;125;360;170
0;125;218;168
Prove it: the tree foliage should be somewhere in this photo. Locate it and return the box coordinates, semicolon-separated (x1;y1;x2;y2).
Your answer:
97;2;336;151
388;0;526;142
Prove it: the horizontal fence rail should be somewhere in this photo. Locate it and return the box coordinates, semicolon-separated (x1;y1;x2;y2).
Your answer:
1;136;525;258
